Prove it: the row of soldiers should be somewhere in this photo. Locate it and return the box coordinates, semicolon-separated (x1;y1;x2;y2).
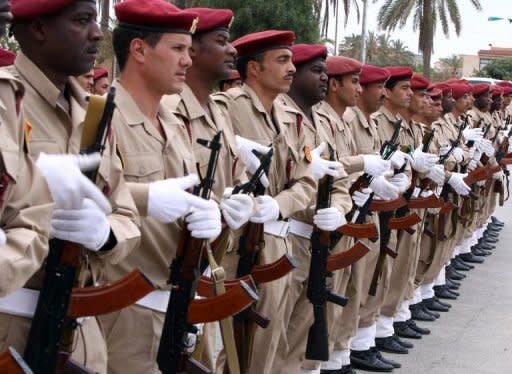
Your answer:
0;0;509;373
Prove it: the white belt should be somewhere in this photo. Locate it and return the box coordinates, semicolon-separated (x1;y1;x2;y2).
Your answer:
264;220;290;238
289;218;313;239
135;290;170;313
0;288;39;318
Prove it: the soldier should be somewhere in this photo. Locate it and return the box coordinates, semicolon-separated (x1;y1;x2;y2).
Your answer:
92;67;110;95
219;69;242;92
162;7;255;369
2;1;141;371
76;68;94;93
223;30;317;374
271;44;353;374
95;2;224;373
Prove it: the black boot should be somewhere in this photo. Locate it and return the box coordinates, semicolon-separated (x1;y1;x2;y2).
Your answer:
446;265;466;280
420;302;440;318
350;349;394;372
372;348;401;369
446;278;460;290
491;216;504;226
423;297;450;312
410;303;436;321
434;297;452;308
452;257;472;271
434;285;457;300
393;321;422;339
392;334;414;348
406;319;431;335
375;336;409;354
460;252;484;264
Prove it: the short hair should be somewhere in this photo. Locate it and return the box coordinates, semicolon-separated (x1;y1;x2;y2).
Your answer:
236;52;264;81
112;26;163;71
385;77;401;90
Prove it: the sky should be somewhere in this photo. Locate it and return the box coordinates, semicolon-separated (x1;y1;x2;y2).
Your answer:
332;0;511;64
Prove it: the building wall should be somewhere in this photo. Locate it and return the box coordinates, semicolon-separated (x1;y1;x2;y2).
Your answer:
461;54;480;77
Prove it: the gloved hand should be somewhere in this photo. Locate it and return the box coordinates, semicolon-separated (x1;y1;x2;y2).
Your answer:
148;174;212;223
477;139;495;157
389;150;412;170
369;175;399;200
467;159;478;172
447;173;470;196
250;195;280;223
477;180;485;187
51;198;111;251
220;187;254;230
313;207;346;231
362;154;390;177
411;147;439;173
235;135;271;188
463;127;484;142
186;200;221;239
427;164;445;185
352;187;372;208
36;152;111;212
389;173;410;193
452;147;464;163
493;170;504;180
311;142;343;180
0;228;5;247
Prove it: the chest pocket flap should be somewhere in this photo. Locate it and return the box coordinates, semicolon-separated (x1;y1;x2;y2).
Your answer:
122;154;164;183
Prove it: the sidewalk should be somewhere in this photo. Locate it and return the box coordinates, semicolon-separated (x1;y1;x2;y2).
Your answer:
374;206;512;373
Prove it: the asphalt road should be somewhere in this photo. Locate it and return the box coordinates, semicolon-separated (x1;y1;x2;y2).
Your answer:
373;205;512;374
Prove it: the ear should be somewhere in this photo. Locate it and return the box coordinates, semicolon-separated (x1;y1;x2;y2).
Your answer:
328;77;338;93
383;87;391;99
130;38;147;64
247;60;260;80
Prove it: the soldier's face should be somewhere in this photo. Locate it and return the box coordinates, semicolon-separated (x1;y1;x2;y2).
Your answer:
361;82;386;113
255;48;295;94
442;92;455;113
75;69;94;92
336;74;361;107
454;94;469;113
409;90;428;115
429;99;443;121
192;29;236;81
386;80;412;109
503;94;512;107
93;76;110;95
38;1;103;76
291;57;327;103
0;0;12;35
475;92;490;111
141;33;192;95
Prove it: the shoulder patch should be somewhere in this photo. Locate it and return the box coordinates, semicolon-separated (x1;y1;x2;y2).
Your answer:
225;86;247;100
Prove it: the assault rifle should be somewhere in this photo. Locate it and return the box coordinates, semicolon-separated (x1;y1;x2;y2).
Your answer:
0;348;32;374
24;88;155;374
305;146;349;361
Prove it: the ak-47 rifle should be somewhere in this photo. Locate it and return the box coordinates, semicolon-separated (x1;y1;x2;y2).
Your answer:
0;348;32;374
305;146;349;361
24;88;121;373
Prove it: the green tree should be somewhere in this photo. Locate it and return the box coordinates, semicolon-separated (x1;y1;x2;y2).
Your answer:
438;54;462;77
481;58;512;80
376;0;482;78
200;0;320;42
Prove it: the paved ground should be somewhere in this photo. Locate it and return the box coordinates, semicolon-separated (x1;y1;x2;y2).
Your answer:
368;205;512;374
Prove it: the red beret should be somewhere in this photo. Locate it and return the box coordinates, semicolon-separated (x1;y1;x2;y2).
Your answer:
228;70;240;81
93;67;108;82
410;73;430;90
491;86;504;97
450;83;472;100
326;56;362;76
12;0;75;20
188;8;233;33
233;30;295;58
471;83;490;97
433;83;452;95
359;64;390;85
0;48;16;68
428;87;443;100
115;0;199;34
496;81;512;87
291;44;327;66
385;66;413;81
502;86;512;95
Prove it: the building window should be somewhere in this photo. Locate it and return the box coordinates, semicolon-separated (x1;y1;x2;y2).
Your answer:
480;58;491;70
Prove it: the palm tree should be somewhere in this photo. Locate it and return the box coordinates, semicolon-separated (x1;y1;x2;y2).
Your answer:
375;0;482;78
439;54;463;77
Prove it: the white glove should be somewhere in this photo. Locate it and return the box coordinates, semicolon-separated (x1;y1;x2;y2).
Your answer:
452;147;464;163
477;180;485;187
0;228;5;246
235;135;271;188
220;187;254;230
362;154;390;177
427;164;445;185
411;147;439;173
477;139;495;157
447;173;471;196
51;198;111;251
467;159;478;172
463;127;484;142
148;174;213;223
389;150;412;170
352;187;372;208
186;200;221;239
493;170;504;180
36;152;111;212
311;142;343;180
389;173;410;193
313;207;346;231
369;175;399;200
250;195;280;223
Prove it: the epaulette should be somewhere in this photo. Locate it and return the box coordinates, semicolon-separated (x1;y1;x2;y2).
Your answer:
210;91;232;110
343;107;357;124
224;86;248;100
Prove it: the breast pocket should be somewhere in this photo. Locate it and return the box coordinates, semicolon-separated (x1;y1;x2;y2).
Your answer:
122;154;165;183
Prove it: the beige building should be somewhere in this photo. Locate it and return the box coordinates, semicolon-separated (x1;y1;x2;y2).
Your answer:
459;47;512;77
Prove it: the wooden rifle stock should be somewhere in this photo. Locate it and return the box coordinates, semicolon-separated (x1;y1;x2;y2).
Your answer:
500;157;512;165
336;222;378;240
388;213;422;231
464;166;490;186
0;348;32;374
326;241;371;272
408;195;444;209
67;269;155;318
369;197;407;212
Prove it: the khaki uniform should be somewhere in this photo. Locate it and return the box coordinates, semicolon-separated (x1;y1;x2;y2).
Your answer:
2;53;140;374
273;95;352;374
222;84;316;374
97;81;195;374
